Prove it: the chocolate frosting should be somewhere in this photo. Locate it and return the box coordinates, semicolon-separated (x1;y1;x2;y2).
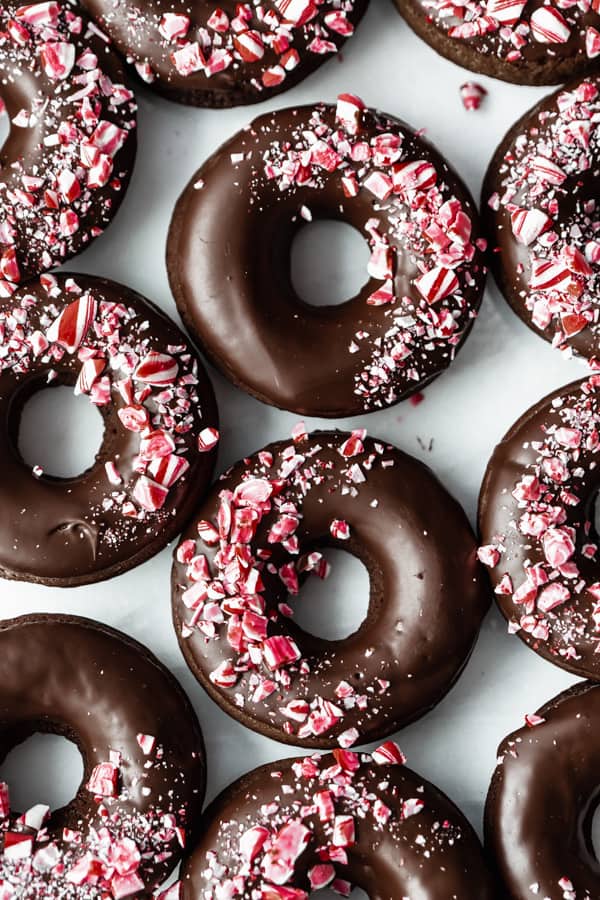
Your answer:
181;751;497;899
0;273;218;587
0;614;206;894
482;75;600;359
172;430;490;748
393;0;600;84
167;101;486;417
478;375;600;679
486;681;600;899
0;2;137;284
78;0;369;107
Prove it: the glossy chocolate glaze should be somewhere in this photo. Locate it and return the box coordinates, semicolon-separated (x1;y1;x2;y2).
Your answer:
78;0;369;107
0;614;206;894
393;0;600;85
0;274;218;587
482;76;600;358
172;431;490;748
479;377;600;679
0;2;137;283
167;102;486;417
486;681;600;899
181;752;497;899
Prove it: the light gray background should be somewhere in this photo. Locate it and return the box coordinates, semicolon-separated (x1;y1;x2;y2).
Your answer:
1;1;591;889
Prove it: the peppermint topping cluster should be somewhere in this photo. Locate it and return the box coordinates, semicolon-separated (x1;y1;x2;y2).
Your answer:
0;739;185;899
237;94;484;410
2;275;217;523
479;374;600;662
0;1;137;284
99;0;357;91
488;78;600;355
175;428;392;746
421;0;600;63
198;747;464;900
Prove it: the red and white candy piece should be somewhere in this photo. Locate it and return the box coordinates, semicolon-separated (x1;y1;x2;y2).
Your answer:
134;351;178;385
460;82;487;111
510;208;552;246
47;294;96;352
415;266;459;304
530;7;571;43
335;93;365;135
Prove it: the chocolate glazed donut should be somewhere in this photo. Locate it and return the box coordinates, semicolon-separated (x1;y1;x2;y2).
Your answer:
482;76;600;359
486;681;600;899
181;749;497;899
0;1;137;287
78;0;369;107
172;430;490;748
392;0;600;85
0;614;206;897
0;273;219;587
167;96;487;417
478;374;600;679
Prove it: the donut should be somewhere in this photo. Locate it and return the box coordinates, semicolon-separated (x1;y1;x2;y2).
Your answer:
77;1;369;107
478;373;600;679
483;75;600;359
0;1;137;288
172;429;489;748
486;681;600;899
0;272;219;587
167;95;487;417
180;748;496;899
392;0;600;85
0;613;206;898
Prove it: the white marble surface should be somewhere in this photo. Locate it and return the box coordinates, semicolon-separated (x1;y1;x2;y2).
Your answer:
0;0;591;883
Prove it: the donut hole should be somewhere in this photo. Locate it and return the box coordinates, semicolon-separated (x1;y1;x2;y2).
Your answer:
17;384;105;479
591;803;600;861
0;732;84;812
288;549;370;641
290;220;370;307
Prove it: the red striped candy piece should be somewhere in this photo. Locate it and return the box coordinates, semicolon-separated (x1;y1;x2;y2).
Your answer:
485;0;526;24
74;357;105;395
530;259;572;293
530;155;567;185
392;159;437;194
197;426;219;452
414;266;459;304
47;294;96;352
233;30;265;62
275;0;315;25
510;207;552;245
134;351;179;385
158;12;190;41
133;475;169;511
148;453;190;488
39;41;75;79
335;93;365;135
586;26;600;58
530;7;571;43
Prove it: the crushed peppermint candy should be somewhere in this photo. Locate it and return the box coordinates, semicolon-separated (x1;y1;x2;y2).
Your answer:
208;94;485;412
479;373;600;673
416;0;600;65
486;77;600;358
1;275;217;561
79;0;364;99
460;82;487;110
190;748;481;900
173;429;404;745
0;1;137;285
0;744;186;898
